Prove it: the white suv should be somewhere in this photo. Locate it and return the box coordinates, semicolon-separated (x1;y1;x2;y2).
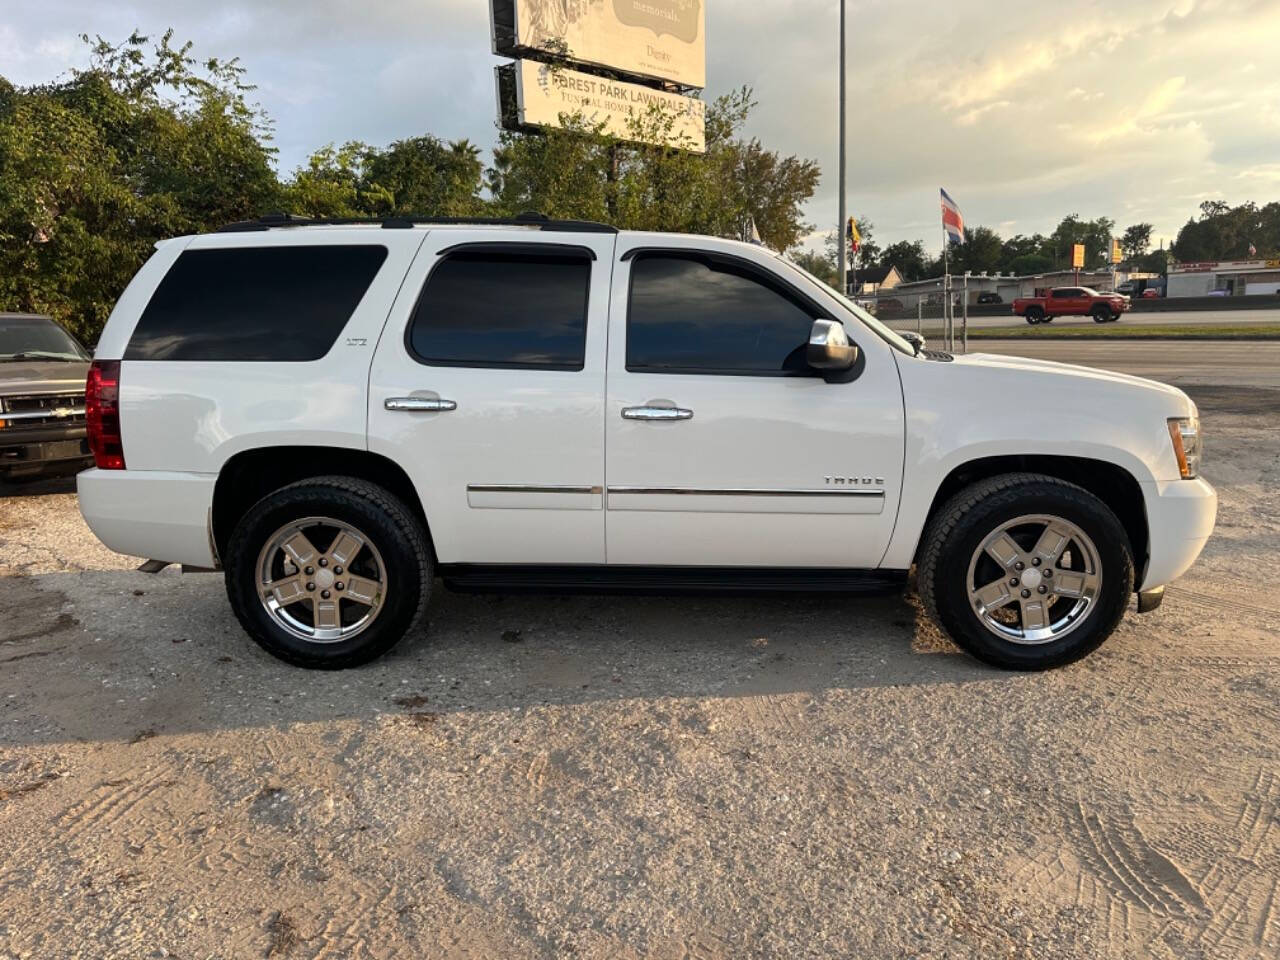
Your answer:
77;213;1217;670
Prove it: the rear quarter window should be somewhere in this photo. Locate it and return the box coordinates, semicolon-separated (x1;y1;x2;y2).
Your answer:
125;245;389;361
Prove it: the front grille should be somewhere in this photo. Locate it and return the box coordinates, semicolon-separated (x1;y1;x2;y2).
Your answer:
1;392;87;427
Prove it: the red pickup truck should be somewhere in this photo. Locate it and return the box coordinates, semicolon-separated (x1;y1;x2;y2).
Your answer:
1012;286;1129;324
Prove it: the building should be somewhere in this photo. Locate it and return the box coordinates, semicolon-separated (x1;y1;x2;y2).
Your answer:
1166;259;1280;298
849;264;902;297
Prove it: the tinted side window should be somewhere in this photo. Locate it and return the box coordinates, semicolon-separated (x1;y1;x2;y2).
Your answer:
408;250;590;370
126;246;388;361
627;255;818;374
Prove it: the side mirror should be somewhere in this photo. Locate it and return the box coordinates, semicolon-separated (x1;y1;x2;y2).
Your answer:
901;331;925;356
806;319;858;372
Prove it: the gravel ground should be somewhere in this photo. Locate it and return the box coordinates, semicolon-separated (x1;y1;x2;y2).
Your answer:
0;380;1277;959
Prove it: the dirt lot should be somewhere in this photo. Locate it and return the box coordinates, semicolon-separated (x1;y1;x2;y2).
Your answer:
1;364;1278;958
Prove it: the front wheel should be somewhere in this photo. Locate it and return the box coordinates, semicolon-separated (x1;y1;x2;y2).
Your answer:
918;473;1133;670
225;476;433;669
1092;306;1113;323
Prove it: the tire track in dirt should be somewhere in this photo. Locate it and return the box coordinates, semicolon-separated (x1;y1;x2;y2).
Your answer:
1165;585;1280;629
1072;802;1205;918
1193;768;1280;957
56;768;176;841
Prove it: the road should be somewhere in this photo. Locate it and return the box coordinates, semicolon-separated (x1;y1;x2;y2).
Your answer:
888;307;1280;330
967;338;1280;388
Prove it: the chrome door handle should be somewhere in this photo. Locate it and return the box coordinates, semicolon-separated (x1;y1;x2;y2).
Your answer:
621;405;693;421
385;396;457;412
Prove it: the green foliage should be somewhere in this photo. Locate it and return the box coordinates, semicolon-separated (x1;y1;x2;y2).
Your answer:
1044;214;1115;270
0;30;279;343
364;137;485;216
488;87;820;251
488;115;614;222
877;240;929;282
952;226;1003;274
1120;223;1153;260
286;137;484;219
785;247;838;288
1172;200;1280;261
286;142;390;218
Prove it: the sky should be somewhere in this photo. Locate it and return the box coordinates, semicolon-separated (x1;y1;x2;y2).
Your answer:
3;0;1280;254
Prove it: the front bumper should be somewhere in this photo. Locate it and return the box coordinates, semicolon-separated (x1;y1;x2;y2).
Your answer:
77;468;219;568
1139;476;1217;591
0;425;92;477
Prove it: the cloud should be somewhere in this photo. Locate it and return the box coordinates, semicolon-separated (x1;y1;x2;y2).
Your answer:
2;0;1279;250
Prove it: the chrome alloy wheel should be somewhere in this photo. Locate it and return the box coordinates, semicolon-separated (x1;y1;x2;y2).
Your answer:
255;516;387;644
965;514;1102;645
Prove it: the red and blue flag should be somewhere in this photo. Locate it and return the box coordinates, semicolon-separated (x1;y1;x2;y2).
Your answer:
941;188;965;246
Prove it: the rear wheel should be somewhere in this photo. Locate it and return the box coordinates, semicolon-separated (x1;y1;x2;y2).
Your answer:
918;473;1133;670
1025;307;1044;324
225;476;432;669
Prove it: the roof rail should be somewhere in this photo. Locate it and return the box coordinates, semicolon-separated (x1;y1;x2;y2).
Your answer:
216;210;618;234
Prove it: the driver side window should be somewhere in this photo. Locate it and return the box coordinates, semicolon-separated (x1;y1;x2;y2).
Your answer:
626;254;822;376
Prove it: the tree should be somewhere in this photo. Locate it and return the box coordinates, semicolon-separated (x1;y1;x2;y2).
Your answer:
363;136;484;216
0;31;279;343
1008;253;1055;275
488;115;615;223
827;219;877;271
1120;223;1153;260
785;245;838;288
488;87;820;252
286;141;385;218
876;240;929;281
1172;200;1279;261
1046;214;1115;270
953;225;1003;274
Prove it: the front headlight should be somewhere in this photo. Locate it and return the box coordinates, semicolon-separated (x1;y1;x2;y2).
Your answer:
1167;417;1202;479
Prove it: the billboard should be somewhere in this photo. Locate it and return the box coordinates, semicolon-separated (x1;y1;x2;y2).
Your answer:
1071;244;1085;269
498;60;706;152
491;0;706;89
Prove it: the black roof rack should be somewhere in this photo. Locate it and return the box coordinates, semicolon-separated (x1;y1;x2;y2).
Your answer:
216;210;618;234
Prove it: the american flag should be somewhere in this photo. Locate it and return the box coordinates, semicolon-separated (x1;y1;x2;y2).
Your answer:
941;188;965;246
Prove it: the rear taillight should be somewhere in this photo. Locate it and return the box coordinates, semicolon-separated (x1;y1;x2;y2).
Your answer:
86;360;125;470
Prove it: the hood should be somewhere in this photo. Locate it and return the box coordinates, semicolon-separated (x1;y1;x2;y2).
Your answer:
0;359;91;395
951;351;1193;408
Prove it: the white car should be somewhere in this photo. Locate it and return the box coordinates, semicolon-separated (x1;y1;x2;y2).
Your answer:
77;214;1216;670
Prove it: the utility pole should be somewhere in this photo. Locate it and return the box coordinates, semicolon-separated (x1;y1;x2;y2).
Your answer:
837;0;847;296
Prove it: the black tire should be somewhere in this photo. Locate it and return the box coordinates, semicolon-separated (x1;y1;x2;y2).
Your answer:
918;473;1133;670
1092;305;1112;323
1025;307;1044;324
224;476;432;669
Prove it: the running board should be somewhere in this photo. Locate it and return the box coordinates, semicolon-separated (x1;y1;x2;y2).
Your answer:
439;564;908;597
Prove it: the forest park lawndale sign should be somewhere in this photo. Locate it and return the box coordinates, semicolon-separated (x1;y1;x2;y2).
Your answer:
491;0;706;89
501;60;706;152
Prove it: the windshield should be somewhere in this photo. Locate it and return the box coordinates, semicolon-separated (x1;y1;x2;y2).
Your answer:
774;256;915;356
0;317;89;361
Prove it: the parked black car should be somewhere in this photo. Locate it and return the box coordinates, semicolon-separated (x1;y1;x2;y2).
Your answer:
1;314;93;482
977;291;1003;304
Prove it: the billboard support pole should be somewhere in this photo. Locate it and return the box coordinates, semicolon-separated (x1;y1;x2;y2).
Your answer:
837;0;847;296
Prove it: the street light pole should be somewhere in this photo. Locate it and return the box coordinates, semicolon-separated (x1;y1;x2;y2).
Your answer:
837;0;847;296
